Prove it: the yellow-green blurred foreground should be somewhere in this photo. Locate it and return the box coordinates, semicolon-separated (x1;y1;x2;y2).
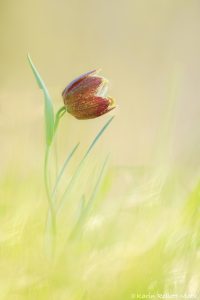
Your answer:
0;1;200;299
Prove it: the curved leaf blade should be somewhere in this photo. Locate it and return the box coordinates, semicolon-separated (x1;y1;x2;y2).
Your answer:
28;54;54;145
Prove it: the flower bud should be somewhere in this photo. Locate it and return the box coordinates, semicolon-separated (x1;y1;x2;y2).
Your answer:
62;70;116;119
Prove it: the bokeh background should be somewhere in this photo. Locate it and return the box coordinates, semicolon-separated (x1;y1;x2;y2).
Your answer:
1;0;200;174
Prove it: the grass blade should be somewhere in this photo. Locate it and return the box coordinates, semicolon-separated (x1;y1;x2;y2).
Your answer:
28;54;54;146
45;143;80;248
51;142;80;198
57;116;114;214
69;155;109;240
83;155;109;214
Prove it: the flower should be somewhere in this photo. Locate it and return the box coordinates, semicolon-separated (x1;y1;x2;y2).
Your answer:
62;70;116;119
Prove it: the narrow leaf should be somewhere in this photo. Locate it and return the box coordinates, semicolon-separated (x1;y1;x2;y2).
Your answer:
83;155;109;214
51;142;80;198
45;142;80;243
28;54;54;145
69;155;109;240
57;116;114;214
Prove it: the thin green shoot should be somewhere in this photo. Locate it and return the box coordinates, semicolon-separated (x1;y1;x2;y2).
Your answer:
69;154;109;240
45;142;80;251
51;142;80;199
56;116;114;214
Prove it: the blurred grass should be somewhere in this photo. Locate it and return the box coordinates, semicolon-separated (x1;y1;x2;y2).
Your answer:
0;158;200;299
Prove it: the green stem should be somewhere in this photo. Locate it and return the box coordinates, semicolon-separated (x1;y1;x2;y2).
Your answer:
53;106;67;184
54;106;67;134
44;106;67;256
44;145;57;255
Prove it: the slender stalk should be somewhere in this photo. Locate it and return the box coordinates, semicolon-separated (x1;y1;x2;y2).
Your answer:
54;106;67;134
44;142;80;242
44;108;70;256
52;143;80;199
44;145;57;255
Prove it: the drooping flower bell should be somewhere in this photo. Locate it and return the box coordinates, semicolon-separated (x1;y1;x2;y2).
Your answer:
62;70;116;120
